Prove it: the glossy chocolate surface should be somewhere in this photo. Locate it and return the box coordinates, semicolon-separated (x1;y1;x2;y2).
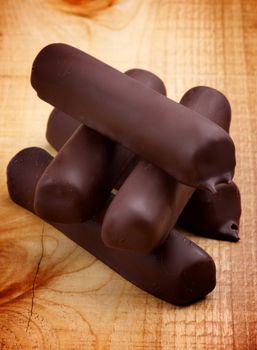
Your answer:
179;86;231;131
46;86;241;243
102;86;235;252
7;147;216;306
36;69;166;223
102;161;194;252
31;43;235;191
178;87;241;241
35;125;113;222
47;109;136;191
46;108;80;151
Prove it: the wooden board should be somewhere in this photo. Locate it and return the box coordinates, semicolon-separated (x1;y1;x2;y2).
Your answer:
0;0;256;348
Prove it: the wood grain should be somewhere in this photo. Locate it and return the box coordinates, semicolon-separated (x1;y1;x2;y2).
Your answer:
0;0;256;349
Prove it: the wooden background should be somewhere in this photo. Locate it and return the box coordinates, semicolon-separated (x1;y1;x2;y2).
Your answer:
0;0;256;349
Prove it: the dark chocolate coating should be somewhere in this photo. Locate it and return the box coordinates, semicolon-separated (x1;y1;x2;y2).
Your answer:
7;147;53;212
125;68;166;96
31;43;235;191
46;67;166;152
46;108;80;151
102;162;194;252
178;182;241;242
178;87;241;241
102;86;233;252
36;69;166;223
46;87;241;243
35;125;113;222
7;147;216;306
47;108;136;191
180;86;231;131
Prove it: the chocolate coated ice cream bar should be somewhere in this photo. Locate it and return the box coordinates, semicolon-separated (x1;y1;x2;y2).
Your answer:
31;43;235;191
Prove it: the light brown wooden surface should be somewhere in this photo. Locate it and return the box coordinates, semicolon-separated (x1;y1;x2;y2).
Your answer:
0;0;256;349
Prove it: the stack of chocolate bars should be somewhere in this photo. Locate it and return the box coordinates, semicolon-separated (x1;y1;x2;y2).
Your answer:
7;44;241;306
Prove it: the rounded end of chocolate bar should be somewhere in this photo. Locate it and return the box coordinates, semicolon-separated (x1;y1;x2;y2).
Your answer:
102;203;165;253
193;131;236;192
180;86;231;132
176;253;216;305
31;43;65;89
156;231;216;305
179;85;234;190
7;147;53;211
125;69;167;96
34;178;91;223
